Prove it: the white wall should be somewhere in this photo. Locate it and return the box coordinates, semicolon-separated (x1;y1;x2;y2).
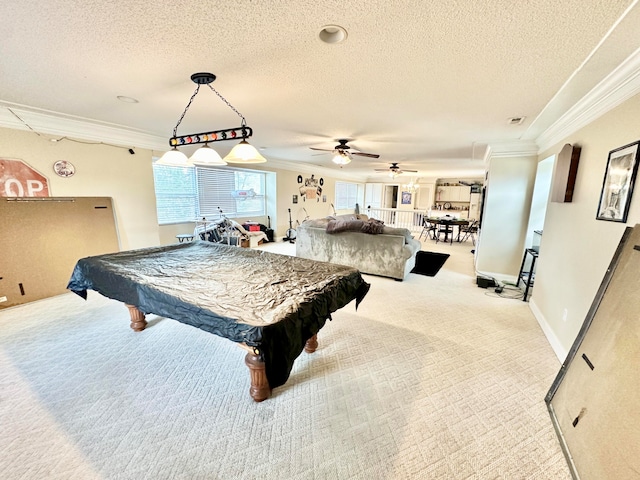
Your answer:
531;92;640;360
524;155;555;247
475;155;538;281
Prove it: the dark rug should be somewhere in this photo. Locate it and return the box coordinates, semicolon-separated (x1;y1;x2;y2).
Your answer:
411;251;450;277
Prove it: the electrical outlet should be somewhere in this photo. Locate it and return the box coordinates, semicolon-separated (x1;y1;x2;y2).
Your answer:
562;308;568;322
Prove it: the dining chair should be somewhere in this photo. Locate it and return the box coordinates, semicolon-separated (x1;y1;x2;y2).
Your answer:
419;218;437;240
459;219;479;245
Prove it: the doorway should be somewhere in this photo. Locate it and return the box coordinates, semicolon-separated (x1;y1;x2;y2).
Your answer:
384;185;398;208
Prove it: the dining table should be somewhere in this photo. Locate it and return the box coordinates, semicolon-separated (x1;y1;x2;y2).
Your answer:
426;217;470;243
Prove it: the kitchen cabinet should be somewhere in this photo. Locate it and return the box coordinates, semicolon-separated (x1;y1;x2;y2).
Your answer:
436;185;471;202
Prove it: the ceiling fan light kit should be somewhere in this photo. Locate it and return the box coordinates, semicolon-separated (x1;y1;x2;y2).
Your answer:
375;162;418;177
332;151;351;165
310;139;379;167
157;72;265;166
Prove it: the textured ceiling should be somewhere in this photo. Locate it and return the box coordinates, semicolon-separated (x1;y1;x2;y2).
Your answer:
0;0;638;179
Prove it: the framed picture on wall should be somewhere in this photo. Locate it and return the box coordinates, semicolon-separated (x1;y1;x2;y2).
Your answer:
596;140;640;222
401;191;412;205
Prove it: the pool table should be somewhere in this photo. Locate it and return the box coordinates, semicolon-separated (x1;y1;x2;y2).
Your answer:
67;241;369;401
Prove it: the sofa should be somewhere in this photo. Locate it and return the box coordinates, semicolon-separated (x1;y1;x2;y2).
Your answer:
295;214;421;281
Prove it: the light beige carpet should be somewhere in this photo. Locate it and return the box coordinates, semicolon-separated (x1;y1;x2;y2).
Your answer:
0;239;571;479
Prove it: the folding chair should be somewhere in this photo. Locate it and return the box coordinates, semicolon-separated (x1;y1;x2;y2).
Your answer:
459;220;479;245
419;218;437;240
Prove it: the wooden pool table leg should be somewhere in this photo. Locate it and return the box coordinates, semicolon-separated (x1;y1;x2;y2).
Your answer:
245;350;271;402
125;304;147;331
304;334;318;353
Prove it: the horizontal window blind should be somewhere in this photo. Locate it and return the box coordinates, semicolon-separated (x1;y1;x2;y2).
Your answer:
196;167;266;218
152;165;197;224
197;168;237;217
152;164;267;224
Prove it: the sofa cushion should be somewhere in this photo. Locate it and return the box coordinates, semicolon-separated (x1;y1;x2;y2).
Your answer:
302;217;332;229
326;218;386;235
381;226;415;244
326;219;364;234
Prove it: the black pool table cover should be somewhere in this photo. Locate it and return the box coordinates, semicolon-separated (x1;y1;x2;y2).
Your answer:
67;241;370;388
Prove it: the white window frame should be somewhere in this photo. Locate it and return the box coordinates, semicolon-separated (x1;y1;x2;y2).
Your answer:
335;181;365;211
152;163;267;225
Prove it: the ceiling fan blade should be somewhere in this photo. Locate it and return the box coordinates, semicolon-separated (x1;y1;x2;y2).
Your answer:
403;169;418;172
309;147;334;152
352;152;380;158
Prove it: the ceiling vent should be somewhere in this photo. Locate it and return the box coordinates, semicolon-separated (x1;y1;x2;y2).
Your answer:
508;116;526;125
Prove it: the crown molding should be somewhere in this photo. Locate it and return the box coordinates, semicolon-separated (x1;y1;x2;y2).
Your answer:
481;144;492;164
0;101;167;151
536;47;640;153
488;140;539;158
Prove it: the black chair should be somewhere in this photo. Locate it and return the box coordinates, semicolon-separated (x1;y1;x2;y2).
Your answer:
459;219;479;245
419;218;437;240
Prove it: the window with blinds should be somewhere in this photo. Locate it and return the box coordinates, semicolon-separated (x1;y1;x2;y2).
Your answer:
335;181;363;210
152;164;197;224
196;167;265;218
152;163;266;224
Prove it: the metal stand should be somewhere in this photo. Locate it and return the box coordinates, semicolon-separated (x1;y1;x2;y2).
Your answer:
517;248;539;301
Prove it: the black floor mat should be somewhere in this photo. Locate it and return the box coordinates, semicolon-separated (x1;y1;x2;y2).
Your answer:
411;251;450;277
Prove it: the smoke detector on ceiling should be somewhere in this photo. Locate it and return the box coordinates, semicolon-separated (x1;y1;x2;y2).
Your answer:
508;116;526;125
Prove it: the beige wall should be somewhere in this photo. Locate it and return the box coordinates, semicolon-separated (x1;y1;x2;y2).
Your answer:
475;155;538;280
0;127;160;250
1;127;355;248
532;92;640;359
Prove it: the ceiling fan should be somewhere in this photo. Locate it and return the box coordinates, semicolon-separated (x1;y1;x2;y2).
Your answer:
310;139;380;165
375;162;417;177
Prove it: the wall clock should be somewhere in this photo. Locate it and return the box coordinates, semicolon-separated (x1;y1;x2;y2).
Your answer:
53;160;75;178
443;202;452;210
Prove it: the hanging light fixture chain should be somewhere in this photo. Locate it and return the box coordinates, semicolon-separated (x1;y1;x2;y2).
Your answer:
207;84;247;126
172;85;201;137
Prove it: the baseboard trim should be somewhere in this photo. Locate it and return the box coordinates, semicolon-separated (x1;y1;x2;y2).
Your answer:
529;298;568;363
474;269;517;286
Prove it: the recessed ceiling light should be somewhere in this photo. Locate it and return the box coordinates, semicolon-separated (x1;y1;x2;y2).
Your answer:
117;96;139;104
319;25;348;44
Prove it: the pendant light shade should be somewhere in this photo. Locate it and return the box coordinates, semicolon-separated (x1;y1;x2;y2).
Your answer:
189;144;227;165
223;140;267;164
156;147;190;166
